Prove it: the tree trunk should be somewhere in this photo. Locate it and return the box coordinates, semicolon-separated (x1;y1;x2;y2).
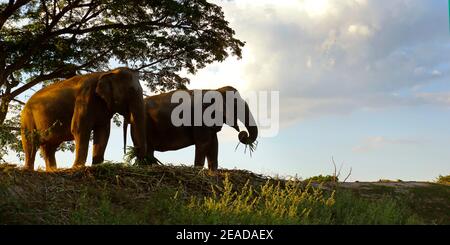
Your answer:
0;96;10;126
0;75;15;126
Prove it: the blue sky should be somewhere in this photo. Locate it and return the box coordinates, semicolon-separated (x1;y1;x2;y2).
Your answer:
6;0;450;181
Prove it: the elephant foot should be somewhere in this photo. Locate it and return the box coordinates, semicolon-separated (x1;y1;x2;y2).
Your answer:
46;167;58;172
92;156;104;165
72;163;86;169
207;169;218;176
22;165;35;172
208;163;218;172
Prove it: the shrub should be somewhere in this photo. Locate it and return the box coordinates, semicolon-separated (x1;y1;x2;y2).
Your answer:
304;175;337;183
436;175;450;185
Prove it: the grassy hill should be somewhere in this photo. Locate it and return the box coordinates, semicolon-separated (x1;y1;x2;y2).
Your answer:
0;163;448;225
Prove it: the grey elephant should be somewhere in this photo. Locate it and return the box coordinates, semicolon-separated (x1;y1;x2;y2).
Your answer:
124;86;258;170
21;67;147;171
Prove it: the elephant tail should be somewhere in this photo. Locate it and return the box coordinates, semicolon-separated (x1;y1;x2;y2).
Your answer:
20;108;37;142
123;115;129;154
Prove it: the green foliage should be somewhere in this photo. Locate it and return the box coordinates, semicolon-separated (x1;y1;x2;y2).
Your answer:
178;175;336;224
69;187;147;224
165;175;420;225
0;103;23;161
123;146;162;166
329;191;421;224
404;184;450;224
56;186;421;225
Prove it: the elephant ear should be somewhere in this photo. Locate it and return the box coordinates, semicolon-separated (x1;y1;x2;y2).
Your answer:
96;72;114;110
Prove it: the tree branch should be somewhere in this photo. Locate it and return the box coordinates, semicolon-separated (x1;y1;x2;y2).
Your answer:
343;167;352;183
0;42;6;80
12;98;25;105
66;4;105;42
8;67;71;98
4;0;82;74
8;46;113;98
135;50;187;71
40;0;50;28
0;0;31;30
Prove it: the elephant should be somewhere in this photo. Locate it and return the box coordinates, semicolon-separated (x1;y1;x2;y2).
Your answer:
20;67;147;171
123;86;258;171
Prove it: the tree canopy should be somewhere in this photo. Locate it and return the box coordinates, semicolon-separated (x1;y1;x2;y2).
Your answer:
0;0;244;161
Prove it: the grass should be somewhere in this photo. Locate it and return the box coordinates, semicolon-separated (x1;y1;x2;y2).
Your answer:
178;176;336;224
173;176;421;225
304;174;337;183
0;163;448;224
378;179;403;183
405;184;450;224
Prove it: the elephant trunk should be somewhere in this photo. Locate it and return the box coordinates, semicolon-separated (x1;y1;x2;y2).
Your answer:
129;95;147;159
237;102;258;145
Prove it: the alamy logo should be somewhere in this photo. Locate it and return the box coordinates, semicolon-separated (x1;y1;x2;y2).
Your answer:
170;90;279;138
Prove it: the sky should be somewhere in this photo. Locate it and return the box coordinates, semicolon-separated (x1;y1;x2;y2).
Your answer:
6;0;450;181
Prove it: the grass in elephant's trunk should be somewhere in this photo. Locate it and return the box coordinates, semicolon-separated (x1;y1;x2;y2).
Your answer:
235;140;258;156
124;146;162;166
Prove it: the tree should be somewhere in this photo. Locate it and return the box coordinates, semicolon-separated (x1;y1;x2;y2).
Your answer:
0;0;244;161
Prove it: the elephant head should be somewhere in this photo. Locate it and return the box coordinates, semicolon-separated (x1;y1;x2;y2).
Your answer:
95;67;147;159
219;86;258;147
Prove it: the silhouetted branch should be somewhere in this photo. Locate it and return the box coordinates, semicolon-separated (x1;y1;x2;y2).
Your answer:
343;167;352;183
0;126;20;131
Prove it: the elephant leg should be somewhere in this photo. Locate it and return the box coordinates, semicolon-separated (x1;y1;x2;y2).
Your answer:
194;144;207;168
72;130;90;168
22;136;37;171
193;127;209;168
92;123;110;165
194;127;216;168
206;133;219;171
40;144;58;172
146;148;158;164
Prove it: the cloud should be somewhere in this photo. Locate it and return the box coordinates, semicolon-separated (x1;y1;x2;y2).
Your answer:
348;24;373;37
414;92;450;107
352;136;423;153
194;0;450;127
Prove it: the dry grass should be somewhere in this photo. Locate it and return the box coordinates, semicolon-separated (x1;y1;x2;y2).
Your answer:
0;163;447;224
0;163;283;224
0;162;275;198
